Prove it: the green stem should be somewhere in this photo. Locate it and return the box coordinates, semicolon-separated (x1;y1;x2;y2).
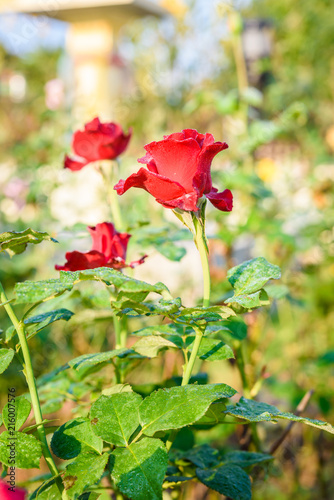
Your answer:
0;282;63;494
109;182;124;230
192;215;211;308
114;315;122;350
166;210;211;452
181;214;211;387
113;315;127;384
181;327;204;387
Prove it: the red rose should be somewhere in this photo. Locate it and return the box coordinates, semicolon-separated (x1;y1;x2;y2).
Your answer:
0;479;26;500
55;222;146;271
64;117;131;171
114;129;232;212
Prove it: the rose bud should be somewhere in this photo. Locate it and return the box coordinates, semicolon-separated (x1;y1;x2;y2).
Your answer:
64;117;131;171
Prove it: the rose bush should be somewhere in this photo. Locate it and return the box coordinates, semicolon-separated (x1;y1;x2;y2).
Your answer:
55;222;146;271
64;117;131;171
2;120;333;500
114;129;233;212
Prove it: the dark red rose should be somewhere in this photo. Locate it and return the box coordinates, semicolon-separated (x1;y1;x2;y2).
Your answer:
64;117;131;171
0;479;26;500
55;222;146;272
114;129;232;212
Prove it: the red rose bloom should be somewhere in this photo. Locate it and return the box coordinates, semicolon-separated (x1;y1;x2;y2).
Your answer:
114;129;232;212
0;479;26;500
55;222;146;271
64;117;131;171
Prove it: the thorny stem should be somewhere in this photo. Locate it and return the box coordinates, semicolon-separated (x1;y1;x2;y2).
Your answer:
0;282;64;495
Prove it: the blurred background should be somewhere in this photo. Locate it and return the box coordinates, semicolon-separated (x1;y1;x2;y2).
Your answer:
0;0;333;498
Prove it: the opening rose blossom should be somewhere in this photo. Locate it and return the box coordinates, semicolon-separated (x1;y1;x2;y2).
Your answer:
64;117;132;171
55;222;146;272
0;479;26;500
114;129;233;213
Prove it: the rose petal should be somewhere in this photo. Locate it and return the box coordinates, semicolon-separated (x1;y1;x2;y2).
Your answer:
196;141;229;194
64;155;89;171
144;138;201;192
85;116;101;132
109;232;131;262
88;223;131;262
98;128;132;160
138;151;158;172
0;479;26;500
156;191;199;211
206;188;233;212
129;254;148;268
114;168;186;203
88;223;115;260
55;250;107;271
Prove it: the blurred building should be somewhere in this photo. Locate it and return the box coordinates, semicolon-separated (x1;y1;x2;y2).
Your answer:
0;0;169;122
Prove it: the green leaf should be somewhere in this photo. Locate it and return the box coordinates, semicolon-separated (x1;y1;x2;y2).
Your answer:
188;338;234;361
78;494;101;500
63;452;109;498
157;242;186;261
3;326;16;344
24;308;74;339
228;289;269;309
132;336;178;358
164;475;193;485
102;384;133;396
225;397;334;434
0;348;15;374
194;402;227;426
0;430;42;468
222;318;247;341
178;306;235;324
182;444;220;468
139;384;237;436
226;257;281;309
41;399;63;416
111;437;168;500
221;450;273;468
2;396;31;431
147;298;182;315
61;267;168;296
0;228;57;257
68;348;131;371
15;279;73;304
196;464;252;500
51;418;103;459
90;393;143;446
29;478;60;499
264;284;289;300
132;325;181;337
